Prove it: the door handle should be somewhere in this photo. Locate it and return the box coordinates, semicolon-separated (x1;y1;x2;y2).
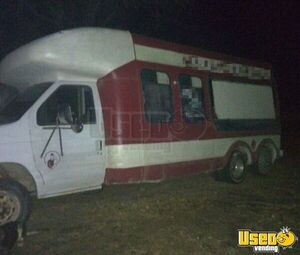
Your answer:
96;140;102;152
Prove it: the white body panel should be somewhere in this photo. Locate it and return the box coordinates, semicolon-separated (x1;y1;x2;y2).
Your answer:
0;28;135;87
0;80;106;198
27;81;106;198
0;119;44;188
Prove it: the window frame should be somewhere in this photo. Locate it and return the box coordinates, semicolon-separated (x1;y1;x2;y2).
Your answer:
140;68;174;123
207;76;280;131
178;73;206;123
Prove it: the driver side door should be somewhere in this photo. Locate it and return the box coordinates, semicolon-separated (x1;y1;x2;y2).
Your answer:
30;82;105;197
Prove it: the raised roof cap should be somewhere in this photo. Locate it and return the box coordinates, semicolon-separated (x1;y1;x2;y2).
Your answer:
0;27;135;87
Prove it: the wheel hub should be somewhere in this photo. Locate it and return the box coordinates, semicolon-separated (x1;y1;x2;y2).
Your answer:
0;191;20;225
231;158;245;179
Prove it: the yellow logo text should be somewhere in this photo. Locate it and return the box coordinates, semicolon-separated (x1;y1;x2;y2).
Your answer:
238;227;298;253
238;230;277;246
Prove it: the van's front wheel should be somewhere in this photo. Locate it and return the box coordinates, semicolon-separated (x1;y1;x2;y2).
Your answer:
0;179;30;226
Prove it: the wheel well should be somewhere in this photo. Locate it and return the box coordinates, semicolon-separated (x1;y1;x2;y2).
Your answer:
236;146;252;165
225;141;253;167
0;163;37;195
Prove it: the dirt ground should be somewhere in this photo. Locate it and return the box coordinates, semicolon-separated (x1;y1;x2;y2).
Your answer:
13;142;300;255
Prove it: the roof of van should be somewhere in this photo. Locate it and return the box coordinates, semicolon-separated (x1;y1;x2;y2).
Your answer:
0;27;271;87
0;28;135;87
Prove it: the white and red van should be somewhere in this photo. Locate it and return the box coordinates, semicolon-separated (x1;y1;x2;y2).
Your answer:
0;28;281;225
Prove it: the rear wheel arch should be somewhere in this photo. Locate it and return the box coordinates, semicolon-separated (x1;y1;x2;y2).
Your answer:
255;139;279;175
224;141;253;167
214;141;252;184
215;150;247;184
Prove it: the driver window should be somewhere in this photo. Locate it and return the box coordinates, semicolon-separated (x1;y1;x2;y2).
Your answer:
37;85;96;126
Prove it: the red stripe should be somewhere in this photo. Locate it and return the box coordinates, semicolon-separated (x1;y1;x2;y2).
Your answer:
104;157;224;185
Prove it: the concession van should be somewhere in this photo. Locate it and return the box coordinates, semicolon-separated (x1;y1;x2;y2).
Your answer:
0;28;281;225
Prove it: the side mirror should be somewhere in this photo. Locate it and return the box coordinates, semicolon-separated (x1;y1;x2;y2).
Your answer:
57;104;83;133
71;119;83;133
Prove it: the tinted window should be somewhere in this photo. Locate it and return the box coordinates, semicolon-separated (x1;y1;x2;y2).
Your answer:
141;69;173;123
179;74;205;123
37;85;96;125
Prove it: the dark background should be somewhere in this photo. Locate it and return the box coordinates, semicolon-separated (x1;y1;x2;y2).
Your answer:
1;0;299;152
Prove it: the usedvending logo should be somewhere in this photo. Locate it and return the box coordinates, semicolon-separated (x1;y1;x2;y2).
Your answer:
238;227;298;253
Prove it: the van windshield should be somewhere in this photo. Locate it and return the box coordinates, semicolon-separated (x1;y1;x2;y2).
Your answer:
0;84;18;110
0;82;52;124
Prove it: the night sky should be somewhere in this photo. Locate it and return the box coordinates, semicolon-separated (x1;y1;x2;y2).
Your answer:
0;0;299;132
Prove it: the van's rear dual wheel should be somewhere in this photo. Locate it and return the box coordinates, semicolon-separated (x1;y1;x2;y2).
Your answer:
256;147;273;175
0;179;30;226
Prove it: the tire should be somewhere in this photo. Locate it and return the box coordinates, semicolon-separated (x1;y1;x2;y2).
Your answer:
0;179;31;226
216;151;247;184
256;147;273;175
0;221;18;252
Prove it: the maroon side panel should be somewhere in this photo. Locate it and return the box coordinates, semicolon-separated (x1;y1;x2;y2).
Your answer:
104;157;224;185
104;167;143;184
97;61;144;145
143;165;164;181
97;61;280;147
